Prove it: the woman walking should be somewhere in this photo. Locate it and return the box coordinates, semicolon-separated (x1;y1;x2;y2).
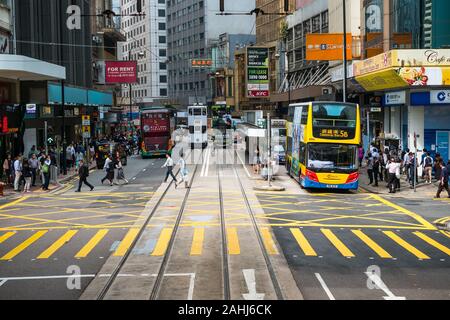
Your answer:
176;153;189;189
114;158;129;185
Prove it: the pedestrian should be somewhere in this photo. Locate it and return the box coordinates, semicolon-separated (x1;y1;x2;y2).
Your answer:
386;157;401;193
408;152;418;188
422;152;433;184
42;155;51;191
382;148;389;182
75;150;84;169
66;144;75;169
358;146;364;168
176;153;189;189
402;148;410;180
435;160;450;198
114;158;129;185
13;155;23;192
420;149;427;179
253;148;261;174
366;152;377;186
2;154;12;185
372;149;380;187
28;154;39;187
434;153;442;181
28;145;38;159
162;153;177;187
22;161;32;193
75;159;94;192
101;155;114;186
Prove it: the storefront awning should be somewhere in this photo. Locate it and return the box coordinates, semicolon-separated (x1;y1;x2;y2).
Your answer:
0;54;66;81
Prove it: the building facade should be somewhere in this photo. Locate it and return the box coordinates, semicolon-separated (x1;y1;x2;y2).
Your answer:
167;0;255;107
119;0;168;107
255;0;295;45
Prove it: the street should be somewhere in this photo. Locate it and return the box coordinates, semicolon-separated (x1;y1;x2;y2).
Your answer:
0;149;449;300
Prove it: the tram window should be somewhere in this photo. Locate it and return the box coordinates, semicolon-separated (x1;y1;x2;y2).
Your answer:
192;108;202;115
189;109;193;116
202;108;207;116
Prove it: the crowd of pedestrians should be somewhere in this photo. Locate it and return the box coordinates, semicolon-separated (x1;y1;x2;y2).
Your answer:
362;143;450;198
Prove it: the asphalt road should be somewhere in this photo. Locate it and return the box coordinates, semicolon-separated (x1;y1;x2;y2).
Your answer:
257;188;450;300
0;155;167;300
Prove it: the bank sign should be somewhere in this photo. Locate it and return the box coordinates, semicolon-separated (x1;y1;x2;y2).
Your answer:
431;90;450;104
247;47;270;98
105;61;137;84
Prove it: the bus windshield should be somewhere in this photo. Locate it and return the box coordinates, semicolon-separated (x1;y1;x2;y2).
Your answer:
308;144;358;170
312;103;356;128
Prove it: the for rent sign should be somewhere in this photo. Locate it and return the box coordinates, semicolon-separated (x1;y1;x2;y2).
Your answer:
105;61;137;84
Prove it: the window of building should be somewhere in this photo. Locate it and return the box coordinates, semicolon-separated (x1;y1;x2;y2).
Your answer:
158;9;165;17
159;49;167;56
159;22;166;30
160;88;167;96
160;75;167;83
159;36;166;43
160;62;167;70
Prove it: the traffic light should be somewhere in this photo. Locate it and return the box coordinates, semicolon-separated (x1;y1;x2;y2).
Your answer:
219;0;224;12
284;0;289;12
137;0;142;13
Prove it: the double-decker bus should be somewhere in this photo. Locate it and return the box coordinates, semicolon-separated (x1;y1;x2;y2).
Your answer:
140;107;173;158
285;102;361;190
188;104;208;149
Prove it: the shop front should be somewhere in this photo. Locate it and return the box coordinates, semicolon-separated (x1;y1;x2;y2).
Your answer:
353;49;450;160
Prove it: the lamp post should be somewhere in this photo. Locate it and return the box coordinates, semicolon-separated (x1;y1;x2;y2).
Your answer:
128;50;144;132
59;1;67;175
342;0;348;103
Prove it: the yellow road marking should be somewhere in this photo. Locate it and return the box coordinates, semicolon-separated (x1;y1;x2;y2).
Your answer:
321;228;355;257
151;228;173;256
227;227;240;255
0;231;16;244
37;230;78;259
371;194;436;230
352;229;392;258
413;232;450;256
113;228;140;257
190;228;204;255
260;227;278;255
290;228;317;256
1;230;48;260
383;231;430;259
0;196;28;211
75;229;109;258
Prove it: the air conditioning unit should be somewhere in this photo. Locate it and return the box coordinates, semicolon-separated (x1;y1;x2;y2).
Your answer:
322;87;332;95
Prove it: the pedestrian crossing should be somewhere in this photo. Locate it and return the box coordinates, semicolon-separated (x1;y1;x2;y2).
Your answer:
0;227;449;261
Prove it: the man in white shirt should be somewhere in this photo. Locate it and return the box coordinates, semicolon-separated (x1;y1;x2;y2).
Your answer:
13;155;23;191
162;154;177;187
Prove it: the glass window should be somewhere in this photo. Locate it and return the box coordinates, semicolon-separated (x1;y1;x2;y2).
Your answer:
308;144;358;170
312;103;356;128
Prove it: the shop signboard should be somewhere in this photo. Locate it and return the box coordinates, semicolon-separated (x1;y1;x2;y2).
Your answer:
246;47;270;98
82;115;90;126
82;126;91;139
355;69;408;91
105;61;137;84
305;33;352;61
430;90;450;104
385;91;406;105
190;59;213;68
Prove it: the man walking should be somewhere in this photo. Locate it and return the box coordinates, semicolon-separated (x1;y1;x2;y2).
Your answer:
28;154;39;187
435;160;450;198
101;155;114;186
13;155;23;192
386;157;401;193
422;152;433;184
176;153;189;189
75;160;94;192
162;153;177;187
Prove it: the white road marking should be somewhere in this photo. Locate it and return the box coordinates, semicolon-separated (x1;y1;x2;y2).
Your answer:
204;146;211;177
365;271;406;300
315;273;335;300
242;269;264;300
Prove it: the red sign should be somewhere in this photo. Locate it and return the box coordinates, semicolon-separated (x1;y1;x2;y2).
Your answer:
248;90;269;97
1;116;8;133
105;61;137;84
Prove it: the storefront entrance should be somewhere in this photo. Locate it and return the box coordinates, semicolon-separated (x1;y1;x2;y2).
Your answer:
436;131;450;161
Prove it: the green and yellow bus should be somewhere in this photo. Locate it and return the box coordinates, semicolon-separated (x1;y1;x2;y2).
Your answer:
285;102;361;190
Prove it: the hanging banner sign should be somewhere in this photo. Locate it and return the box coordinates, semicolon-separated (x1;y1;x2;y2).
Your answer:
105;61;137;83
247;47;270;98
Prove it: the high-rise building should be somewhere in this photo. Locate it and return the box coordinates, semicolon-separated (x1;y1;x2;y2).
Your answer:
255;0;295;45
119;0;168;105
167;0;255;107
0;0;11;54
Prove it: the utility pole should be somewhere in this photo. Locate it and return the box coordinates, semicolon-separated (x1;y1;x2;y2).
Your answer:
342;0;348;103
129;50;133;131
59;1;67;175
267;112;272;188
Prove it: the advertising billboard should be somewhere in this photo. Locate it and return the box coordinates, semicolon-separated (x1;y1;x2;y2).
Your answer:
246;47;270;98
105;61;137;84
305;34;353;61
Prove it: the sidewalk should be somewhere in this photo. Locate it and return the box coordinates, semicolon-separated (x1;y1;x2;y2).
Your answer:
359;168;440;198
0;161;97;200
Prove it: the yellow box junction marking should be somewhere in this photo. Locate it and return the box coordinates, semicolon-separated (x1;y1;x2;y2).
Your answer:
260;227;279;255
0;232;16;244
75;229;109;258
370;194;436;230
190;228;204;255
383;231;430;259
352;229;392;259
37;230;78;259
1;230;48;260
321;228;355;257
0;196;28;211
151;228;173;256
290;228;317;256
226;227;240;255
113;228;140;257
413;232;450;256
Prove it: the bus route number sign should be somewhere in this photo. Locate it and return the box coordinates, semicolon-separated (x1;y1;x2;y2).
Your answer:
318;129;349;139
